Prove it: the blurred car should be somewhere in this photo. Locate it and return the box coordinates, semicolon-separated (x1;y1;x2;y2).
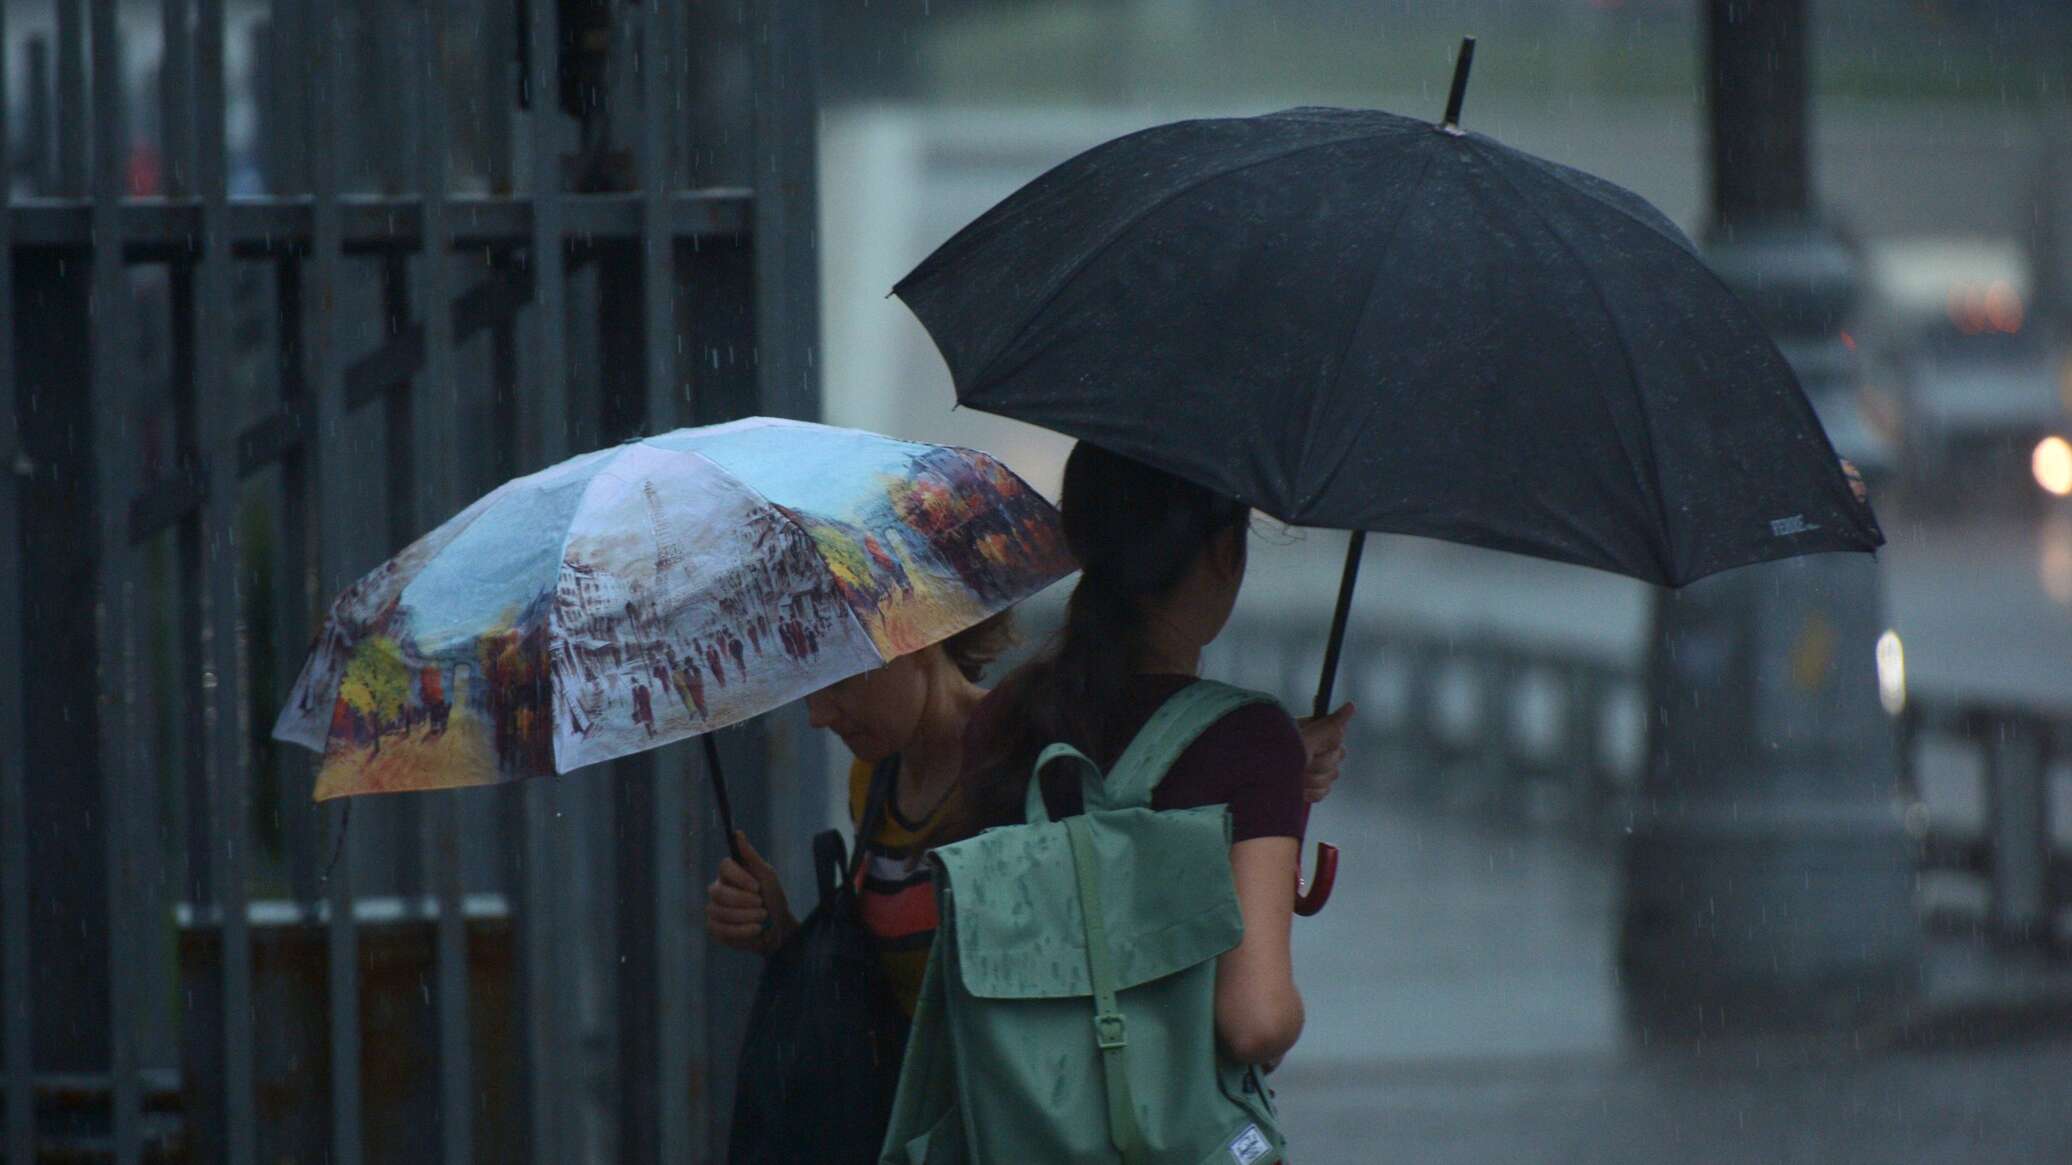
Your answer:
1883;284;2071;511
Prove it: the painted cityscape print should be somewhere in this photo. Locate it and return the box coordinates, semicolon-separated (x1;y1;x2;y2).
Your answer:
275;419;1074;800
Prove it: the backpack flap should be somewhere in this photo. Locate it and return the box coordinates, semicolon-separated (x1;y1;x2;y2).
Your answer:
932;804;1241;1000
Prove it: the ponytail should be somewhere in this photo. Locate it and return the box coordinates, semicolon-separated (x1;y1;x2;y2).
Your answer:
953;443;1247;835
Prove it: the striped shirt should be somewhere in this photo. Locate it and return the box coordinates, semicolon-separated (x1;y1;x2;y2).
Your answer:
846;756;953;1017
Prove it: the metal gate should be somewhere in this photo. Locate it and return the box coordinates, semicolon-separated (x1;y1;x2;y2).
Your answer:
1;0;822;1159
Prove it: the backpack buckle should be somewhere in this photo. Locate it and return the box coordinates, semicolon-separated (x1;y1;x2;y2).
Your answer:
1093;1012;1128;1050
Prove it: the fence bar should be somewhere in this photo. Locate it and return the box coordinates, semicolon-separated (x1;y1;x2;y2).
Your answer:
304;1;364;1158
520;0;570;1152
0;0;36;1151
56;0;83;195
25;37;48;194
160;0;192;197
273;255;321;903
748;0;821;423
1986;714;2052;941
194;0;257;1158
635;3;696;1158
8;191;754;255
480;0;515;193
417;4;474;1160
87;0;139;1159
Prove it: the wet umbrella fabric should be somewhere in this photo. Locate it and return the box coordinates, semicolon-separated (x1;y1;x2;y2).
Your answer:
273;417;1075;801
894;104;1882;586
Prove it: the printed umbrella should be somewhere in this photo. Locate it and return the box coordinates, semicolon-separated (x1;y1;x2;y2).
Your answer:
893;41;1883;912
274;417;1074;843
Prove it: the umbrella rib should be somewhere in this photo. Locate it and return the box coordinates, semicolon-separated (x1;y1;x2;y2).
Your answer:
674;444;892;663
1293;148;1443;518
1476;153;1679;582
963;127;1411;394
1479;136;1699;256
283;476;523;747
542;459;615;775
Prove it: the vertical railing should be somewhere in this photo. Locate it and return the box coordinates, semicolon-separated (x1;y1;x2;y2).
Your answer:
1898;701;2067;947
305;1;365;1158
0;0;34;1154
1985;714;2053;941
56;0;84;197
636;1;698;1158
414;3;475;1161
195;0;257;1159
520;0;572;1155
159;0;193;198
87;1;140;1159
750;0;823;424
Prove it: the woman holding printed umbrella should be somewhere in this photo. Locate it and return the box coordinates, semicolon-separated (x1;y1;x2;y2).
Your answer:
274;417;1082;1161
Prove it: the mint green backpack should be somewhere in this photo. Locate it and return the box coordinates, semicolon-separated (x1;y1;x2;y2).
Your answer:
879;681;1288;1165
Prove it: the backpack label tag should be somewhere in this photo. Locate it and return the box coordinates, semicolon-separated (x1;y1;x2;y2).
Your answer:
1228;1124;1272;1164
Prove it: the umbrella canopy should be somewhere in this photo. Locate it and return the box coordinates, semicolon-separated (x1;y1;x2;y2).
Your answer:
894;42;1883;916
275;417;1074;800
894;104;1881;587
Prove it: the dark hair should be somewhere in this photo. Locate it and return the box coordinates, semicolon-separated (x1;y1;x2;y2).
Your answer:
940;609;1018;682
954;443;1248;835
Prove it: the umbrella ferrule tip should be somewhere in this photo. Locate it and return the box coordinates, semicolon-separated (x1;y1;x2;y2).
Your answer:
1438;123;1467;137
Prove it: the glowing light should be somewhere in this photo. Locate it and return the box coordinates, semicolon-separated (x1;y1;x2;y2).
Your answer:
2042;516;2072;605
1946;280;2025;335
2034;436;2072;497
1838;329;1857;352
1984;280;2024;333
1875;630;1906;717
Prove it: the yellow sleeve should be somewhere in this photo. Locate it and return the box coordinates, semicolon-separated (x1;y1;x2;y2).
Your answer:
846;757;874;828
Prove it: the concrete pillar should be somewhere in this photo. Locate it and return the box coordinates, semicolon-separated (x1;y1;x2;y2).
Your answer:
1616;0;1921;1038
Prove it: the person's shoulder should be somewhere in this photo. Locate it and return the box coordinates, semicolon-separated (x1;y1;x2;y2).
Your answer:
1196;694;1303;769
1149;685;1307;838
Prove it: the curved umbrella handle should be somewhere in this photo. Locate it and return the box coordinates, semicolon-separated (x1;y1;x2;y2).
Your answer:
1294;841;1339;916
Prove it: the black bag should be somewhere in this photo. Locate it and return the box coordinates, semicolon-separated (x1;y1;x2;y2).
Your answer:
727;761;909;1164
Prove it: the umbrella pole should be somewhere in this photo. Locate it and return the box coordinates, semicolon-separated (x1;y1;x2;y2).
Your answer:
1294;531;1362;919
702;733;748;865
1441;36;1477;131
1312;530;1366;718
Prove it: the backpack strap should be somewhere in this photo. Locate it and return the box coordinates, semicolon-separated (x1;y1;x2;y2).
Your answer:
1064;813;1145;1165
1099;681;1279;811
1024;743;1102;825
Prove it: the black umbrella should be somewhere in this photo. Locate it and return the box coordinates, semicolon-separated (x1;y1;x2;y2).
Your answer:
896;40;1881;911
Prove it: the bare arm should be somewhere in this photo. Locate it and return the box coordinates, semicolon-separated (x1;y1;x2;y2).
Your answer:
1213;836;1305;1066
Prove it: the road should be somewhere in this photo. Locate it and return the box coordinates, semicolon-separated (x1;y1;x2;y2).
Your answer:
1273;768;2072;1163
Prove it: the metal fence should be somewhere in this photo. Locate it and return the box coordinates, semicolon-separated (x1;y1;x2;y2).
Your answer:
1207;617;2070;949
1901;698;2072;946
2;0;821;1160
1204;618;1648;829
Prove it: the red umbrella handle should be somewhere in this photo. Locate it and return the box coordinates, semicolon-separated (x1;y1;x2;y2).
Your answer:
1294;841;1338;916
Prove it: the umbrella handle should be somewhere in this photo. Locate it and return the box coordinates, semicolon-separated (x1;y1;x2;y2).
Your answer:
1294;841;1339;916
704;734;747;866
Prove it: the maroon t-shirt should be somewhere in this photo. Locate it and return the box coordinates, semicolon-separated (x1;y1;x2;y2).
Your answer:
966;674;1309;843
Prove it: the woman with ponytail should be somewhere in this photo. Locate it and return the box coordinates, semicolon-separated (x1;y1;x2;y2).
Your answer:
960;442;1352;1068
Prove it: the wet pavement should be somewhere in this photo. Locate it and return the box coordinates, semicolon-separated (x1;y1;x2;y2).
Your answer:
1273;1038;2072;1164
1274;783;2072;1163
